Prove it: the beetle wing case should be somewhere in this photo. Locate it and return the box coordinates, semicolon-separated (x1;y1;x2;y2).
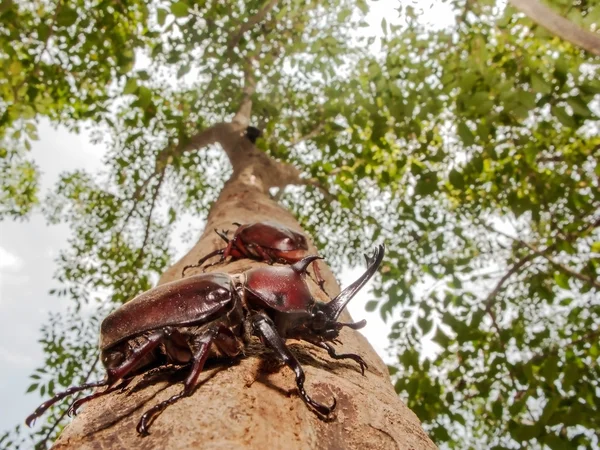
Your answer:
100;273;236;350
239;221;308;251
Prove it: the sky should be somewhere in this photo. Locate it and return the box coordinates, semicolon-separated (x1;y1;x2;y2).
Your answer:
0;0;456;437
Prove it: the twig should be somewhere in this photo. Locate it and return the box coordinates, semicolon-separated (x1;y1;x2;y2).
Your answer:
132;168;166;269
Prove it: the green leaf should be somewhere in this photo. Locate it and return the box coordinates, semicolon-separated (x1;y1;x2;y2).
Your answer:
157;8;168;26
365;300;378;312
170;2;189;18
511;423;541;442
551;106;576;128
449;169;464;189
26;383;39;393
554;272;570;290
531;74;551;94
123;78;138;95
415;172;438;196
177;64;191;78
457;122;474;146
418;316;433;334
57;7;78;27
566;96;591;117
432;327;450;347
137;86;152;108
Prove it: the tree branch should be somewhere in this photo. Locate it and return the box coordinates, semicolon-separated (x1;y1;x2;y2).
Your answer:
487;225;600;290
132;168;166;270
227;0;280;51
508;0;600;56
484;254;536;311
290;123;325;146
232;62;257;126
530;329;600;364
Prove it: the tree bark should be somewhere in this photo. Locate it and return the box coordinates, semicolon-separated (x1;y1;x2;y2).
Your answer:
52;122;436;450
509;0;600;56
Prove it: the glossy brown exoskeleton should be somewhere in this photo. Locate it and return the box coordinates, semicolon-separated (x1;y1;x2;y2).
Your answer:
26;245;385;435
182;221;326;292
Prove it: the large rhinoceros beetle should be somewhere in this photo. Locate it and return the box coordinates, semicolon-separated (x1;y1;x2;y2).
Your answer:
182;221;326;292
26;244;384;436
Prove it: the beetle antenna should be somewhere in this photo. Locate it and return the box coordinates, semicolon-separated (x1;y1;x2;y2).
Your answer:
291;255;322;274
322;245;385;320
232;222;242;227
337;319;367;330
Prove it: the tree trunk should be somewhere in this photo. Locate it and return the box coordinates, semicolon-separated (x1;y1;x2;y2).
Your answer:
52;121;436;450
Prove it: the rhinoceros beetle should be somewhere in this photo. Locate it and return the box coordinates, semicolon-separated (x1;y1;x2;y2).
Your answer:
182;221;327;292
26;244;384;435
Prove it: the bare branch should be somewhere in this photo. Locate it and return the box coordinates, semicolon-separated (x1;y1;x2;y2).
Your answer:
509;0;600;56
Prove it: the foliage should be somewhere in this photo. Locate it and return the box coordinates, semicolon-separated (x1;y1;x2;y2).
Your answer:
1;0;599;448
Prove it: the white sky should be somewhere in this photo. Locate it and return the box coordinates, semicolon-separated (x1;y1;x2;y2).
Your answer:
0;0;457;435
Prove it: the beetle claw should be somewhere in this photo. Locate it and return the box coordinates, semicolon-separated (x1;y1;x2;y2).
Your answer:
67;404;77;417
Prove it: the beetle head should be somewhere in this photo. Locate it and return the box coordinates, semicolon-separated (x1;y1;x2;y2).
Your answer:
287;245;384;341
290;307;367;342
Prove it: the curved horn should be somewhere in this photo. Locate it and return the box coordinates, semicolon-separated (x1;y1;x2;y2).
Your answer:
322;244;385;320
292;255;322;274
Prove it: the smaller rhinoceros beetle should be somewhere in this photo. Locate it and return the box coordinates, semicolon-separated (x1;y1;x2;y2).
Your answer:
26;245;384;435
182;221;327;292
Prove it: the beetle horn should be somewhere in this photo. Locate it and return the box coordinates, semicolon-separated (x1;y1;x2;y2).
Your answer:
292;255;322;274
322;244;385;320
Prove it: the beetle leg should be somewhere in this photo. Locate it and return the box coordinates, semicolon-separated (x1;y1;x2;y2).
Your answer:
251;313;336;417
25;380;108;427
136;326;232;435
181;248;225;276
231;236;251;259
68;377;134;416
311;260;329;296
106;328;171;383
248;244;274;264
27;328;168;426
310;341;368;376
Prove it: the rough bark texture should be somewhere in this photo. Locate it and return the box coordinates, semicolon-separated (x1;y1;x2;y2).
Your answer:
53;122;436;450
